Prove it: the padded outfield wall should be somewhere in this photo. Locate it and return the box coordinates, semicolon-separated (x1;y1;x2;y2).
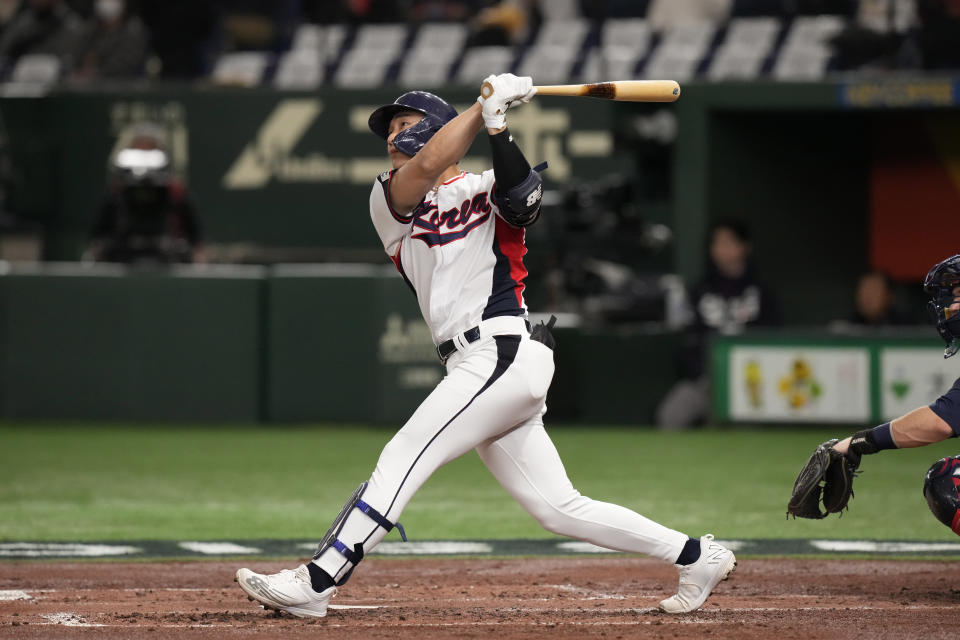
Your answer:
0;263;682;423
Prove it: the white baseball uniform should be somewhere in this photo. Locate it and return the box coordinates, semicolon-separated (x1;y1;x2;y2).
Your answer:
313;167;688;584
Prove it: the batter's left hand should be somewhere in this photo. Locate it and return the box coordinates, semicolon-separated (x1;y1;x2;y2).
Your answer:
478;73;537;129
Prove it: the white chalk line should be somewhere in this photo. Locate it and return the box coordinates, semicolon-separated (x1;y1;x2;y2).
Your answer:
547;583;630;600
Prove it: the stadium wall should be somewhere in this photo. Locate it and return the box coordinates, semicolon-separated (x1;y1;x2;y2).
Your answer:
0;263;687;424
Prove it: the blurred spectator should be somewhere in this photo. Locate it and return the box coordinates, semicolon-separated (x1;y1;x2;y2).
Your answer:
86;123;204;265
221;0;300;53
646;0;731;29
467;1;539;47
830;0;918;72
139;0;219;78
411;0;473;21
302;0;404;24
916;0;960;70
70;0;148;81
0;0;84;73
0;0;20;39
831;269;911;329
655;219;779;430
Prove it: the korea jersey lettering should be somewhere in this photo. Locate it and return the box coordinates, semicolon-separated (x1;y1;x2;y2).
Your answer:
370;168;528;346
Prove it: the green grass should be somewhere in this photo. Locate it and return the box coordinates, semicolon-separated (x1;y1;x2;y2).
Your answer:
0;422;955;542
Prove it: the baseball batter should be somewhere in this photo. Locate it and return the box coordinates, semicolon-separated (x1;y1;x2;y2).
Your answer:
236;73;736;618
788;254;960;534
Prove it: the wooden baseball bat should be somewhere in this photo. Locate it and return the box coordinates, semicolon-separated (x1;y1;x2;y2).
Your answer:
481;80;681;103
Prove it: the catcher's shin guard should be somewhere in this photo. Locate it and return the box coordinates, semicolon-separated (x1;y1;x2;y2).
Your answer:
313;481;407;585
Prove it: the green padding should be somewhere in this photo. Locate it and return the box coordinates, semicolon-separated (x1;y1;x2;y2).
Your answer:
0;265;263;421
571;329;683;424
266;265;441;423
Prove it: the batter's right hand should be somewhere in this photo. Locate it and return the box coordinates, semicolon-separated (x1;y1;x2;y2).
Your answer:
478;73;536;129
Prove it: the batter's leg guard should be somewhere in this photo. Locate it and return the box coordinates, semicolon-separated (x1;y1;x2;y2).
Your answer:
312;481;407;585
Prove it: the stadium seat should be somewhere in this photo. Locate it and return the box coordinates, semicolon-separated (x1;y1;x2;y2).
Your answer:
539;0;582;19
643;22;715;81
273;50;324;89
349;23;408;54
707;17;781;80
397;23;466;88
333;23;408;88
211;52;270;87
455;46;516;85
291;23;347;61
532;18;590;49
333;55;394;87
408;22;467;55
398;53;457;88
580;18;652;81
517;19;589;84
772;15;845;80
9;54;61;85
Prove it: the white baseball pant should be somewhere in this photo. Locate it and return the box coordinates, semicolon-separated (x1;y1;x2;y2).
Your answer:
315;317;688;582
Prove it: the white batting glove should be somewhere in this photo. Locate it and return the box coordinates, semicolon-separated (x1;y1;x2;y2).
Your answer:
477;73;537;129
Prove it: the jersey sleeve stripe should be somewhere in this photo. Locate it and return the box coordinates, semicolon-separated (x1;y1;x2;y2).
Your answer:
380;170;414;223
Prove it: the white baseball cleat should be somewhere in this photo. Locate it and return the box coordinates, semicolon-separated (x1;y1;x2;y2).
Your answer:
236;564;336;618
658;534;737;614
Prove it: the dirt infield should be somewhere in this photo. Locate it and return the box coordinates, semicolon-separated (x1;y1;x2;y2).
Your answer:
1;556;957;639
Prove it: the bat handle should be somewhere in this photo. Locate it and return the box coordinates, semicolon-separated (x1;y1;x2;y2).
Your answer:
481;81;494;99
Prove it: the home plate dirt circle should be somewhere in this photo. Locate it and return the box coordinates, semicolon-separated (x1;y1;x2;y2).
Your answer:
1;557;958;639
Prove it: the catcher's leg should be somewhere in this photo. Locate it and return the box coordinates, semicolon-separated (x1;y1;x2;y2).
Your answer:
476;411;688;563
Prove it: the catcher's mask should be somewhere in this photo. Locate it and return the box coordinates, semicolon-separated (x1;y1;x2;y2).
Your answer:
923;456;960;536
923;254;960;358
368;91;458;157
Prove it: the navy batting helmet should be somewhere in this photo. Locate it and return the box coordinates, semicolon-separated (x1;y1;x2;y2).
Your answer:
923;254;960;358
923;456;960;536
368;91;457;157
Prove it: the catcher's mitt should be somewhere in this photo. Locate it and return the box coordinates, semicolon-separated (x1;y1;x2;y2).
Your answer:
786;438;861;519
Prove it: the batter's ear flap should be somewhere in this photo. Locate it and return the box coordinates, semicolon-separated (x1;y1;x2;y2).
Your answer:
392;115;444;157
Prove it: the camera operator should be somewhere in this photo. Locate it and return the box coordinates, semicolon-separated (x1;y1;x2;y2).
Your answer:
86;126;204;265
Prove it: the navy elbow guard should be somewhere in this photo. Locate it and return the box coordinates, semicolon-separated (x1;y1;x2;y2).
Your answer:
497;169;543;227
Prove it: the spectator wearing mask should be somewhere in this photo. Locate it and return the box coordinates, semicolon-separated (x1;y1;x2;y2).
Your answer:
72;0;149;81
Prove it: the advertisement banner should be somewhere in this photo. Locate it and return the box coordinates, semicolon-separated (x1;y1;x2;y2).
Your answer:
729;346;870;422
880;347;958;420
